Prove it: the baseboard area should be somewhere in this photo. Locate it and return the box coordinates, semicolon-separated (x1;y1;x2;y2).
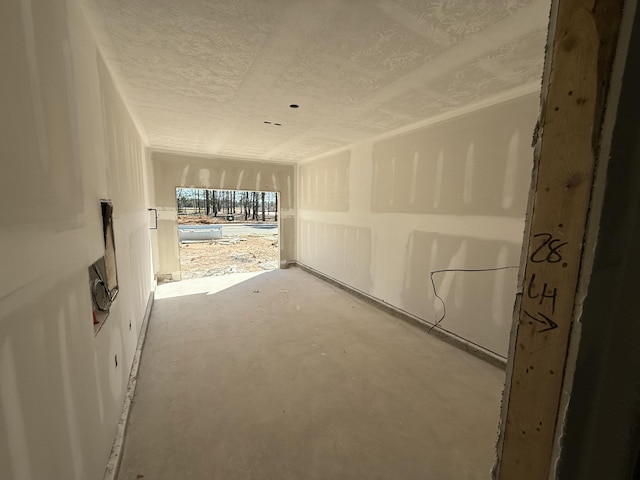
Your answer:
295;262;507;370
103;290;155;480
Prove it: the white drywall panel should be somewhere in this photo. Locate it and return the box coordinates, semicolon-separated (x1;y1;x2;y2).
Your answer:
297;94;539;358
149;151;296;278
0;0;152;478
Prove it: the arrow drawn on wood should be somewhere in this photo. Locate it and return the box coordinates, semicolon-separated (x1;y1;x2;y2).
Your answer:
524;311;558;333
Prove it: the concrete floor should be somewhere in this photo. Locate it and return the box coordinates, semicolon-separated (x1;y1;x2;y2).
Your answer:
117;268;505;480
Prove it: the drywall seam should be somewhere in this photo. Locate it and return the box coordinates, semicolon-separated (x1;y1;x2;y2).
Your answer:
297;211;526;244
74;0;149;146
102;290;154;480
0;228;90;313
150;147;296;166
296;262;507;369
293;163;298;263
300;81;541;166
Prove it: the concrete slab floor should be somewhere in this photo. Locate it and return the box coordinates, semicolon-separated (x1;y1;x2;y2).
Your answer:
117;268;505;480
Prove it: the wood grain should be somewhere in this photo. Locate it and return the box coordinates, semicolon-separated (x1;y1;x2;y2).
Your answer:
497;0;625;478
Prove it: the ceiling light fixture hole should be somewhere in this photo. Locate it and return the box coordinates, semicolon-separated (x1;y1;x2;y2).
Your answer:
289;104;299;109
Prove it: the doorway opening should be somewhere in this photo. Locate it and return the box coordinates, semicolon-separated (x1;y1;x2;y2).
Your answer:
176;188;279;279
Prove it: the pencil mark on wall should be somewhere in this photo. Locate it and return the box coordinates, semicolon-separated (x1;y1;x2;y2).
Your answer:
428;265;519;333
526;273;557;313
530;233;566;263
523;310;558;332
519;231;568;334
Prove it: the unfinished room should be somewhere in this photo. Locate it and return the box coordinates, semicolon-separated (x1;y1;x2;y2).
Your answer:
2;0;640;479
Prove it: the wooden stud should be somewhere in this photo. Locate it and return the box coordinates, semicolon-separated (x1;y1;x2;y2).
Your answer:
496;0;625;478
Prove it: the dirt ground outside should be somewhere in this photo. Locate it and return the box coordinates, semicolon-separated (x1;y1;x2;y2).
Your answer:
178;215;279;279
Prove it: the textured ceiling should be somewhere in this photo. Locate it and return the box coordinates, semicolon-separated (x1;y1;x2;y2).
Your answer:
81;0;550;162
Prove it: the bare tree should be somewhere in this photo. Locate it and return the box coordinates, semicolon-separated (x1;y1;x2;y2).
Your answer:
176;188;189;214
251;192;257;221
275;193;278;222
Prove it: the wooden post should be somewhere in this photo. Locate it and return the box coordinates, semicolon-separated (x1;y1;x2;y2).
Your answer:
496;0;625;478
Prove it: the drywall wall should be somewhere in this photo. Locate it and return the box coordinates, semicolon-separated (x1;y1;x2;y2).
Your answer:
149;151;296;279
298;94;539;358
0;0;152;479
